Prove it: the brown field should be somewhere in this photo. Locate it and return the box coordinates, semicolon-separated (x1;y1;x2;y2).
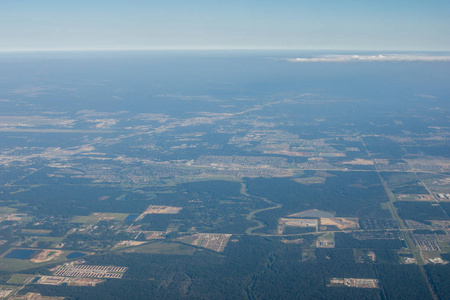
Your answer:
144;205;182;214
288;209;335;218
342;159;374;165
135;205;182;221
294;177;326;184
0;214;26;222
320;217;359;230
397;194;435;201
30;250;63;263
112;240;147;250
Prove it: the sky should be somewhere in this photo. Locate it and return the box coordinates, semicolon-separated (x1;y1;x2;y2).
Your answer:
0;0;449;51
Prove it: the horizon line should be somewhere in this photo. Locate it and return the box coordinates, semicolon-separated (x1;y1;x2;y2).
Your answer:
0;47;449;53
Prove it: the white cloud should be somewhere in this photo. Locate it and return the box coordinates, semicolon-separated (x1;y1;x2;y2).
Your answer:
415;94;437;99
286;54;450;62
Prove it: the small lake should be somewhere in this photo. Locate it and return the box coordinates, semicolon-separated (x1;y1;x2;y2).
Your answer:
5;249;37;260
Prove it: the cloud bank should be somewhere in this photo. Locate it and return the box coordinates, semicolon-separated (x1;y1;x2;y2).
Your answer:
286;54;450;63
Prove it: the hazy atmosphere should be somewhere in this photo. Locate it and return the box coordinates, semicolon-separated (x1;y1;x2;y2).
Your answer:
1;0;450;51
0;1;449;300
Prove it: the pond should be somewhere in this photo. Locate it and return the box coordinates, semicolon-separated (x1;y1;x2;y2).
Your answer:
5;249;37;260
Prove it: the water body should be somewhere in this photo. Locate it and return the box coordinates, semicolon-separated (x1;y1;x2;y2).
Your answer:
5;249;37;260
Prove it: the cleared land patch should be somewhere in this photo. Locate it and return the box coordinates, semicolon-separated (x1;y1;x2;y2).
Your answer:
178;233;231;252
53;263;128;279
397;194;435;201
288;209;336;218
36;276;104;286
0;213;27;222
342;159;374;165
277;218;317;234
320;217;359;230
112;240;147;250
135;205;182;221
143;205;182;214
316;233;335;248
0;285;19;299
30;250;63;263
328;278;379;288
294;177;326;185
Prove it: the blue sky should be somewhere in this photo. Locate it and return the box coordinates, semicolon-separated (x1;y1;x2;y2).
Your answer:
1;0;449;51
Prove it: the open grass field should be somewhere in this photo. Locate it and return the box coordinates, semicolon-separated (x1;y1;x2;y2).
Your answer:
0;206;17;213
7;274;36;285
70;212;130;224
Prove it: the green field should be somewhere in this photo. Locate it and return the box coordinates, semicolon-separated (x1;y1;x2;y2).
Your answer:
0;207;18;213
7;274;36;285
70;212;130;224
0;258;38;272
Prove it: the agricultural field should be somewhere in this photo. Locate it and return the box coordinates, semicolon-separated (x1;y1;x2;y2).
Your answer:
70;213;130;224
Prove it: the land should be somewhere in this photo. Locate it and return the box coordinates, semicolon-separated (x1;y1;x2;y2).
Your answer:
328;278;380;288
178;233;232;252
35;276;104;287
0;51;448;299
52;264;128;279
